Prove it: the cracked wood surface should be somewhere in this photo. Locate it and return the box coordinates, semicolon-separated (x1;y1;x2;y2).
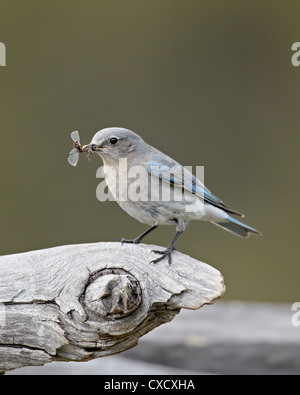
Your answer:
0;242;225;372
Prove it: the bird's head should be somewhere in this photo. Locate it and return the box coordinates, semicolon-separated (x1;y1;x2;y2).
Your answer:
83;127;144;162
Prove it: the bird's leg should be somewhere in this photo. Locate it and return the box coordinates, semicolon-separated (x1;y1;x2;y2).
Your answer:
151;230;183;265
118;225;158;245
151;219;186;265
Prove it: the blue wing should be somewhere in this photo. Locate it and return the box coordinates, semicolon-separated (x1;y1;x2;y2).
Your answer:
145;160;243;216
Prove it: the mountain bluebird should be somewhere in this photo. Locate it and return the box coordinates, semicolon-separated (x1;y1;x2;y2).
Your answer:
81;127;261;264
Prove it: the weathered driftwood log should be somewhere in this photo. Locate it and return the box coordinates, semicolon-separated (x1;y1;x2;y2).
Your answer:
0;242;225;372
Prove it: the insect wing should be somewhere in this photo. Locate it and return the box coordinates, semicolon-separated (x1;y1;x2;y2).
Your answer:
71;131;80;145
68;148;80;166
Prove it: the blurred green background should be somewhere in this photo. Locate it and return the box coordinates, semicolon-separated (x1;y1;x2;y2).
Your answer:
0;0;299;302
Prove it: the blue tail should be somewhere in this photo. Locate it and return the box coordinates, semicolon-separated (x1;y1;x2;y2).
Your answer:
214;215;261;238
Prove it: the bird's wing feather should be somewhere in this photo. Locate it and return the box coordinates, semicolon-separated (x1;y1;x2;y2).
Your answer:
146;160;223;207
145;159;243;216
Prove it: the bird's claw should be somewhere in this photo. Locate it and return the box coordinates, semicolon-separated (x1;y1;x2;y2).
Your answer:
118;237;141;245
150;247;175;265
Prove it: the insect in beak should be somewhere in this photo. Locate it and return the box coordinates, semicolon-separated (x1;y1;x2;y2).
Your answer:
68;131;92;166
81;144;95;155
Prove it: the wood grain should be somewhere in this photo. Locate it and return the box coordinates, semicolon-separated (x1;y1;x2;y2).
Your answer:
0;242;225;372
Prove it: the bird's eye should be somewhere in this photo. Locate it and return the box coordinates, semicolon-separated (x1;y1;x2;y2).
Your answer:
110;137;119;145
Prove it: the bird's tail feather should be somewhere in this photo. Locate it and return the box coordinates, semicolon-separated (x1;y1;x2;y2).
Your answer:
213;215;261;238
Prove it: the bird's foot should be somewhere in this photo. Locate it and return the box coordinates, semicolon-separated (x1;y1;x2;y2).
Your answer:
118;237;141;245
150;246;175;265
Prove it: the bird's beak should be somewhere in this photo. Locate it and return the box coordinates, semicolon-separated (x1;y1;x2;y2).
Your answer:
82;144;91;152
82;143;105;154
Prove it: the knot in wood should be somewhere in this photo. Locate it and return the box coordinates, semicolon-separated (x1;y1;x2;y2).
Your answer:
83;269;142;320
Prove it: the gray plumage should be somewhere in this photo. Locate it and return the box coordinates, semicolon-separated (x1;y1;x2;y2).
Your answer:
81;127;261;264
